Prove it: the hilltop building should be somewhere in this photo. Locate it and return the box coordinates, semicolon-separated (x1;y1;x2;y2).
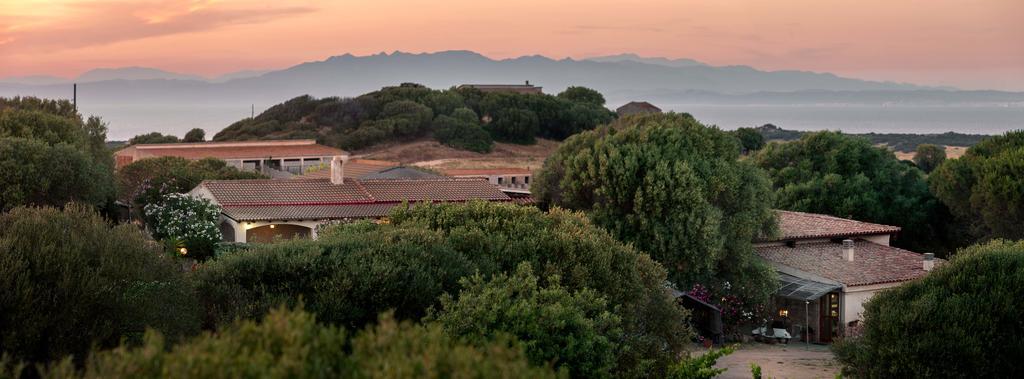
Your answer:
616;101;662;116
458;81;543;94
757;210;939;343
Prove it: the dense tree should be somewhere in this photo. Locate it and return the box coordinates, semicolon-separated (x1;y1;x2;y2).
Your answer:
487;108;540;144
211;84;613;152
929;131;1024;241
0;138;112;211
734;127;765;153
432;113;493;153
0;97;116;211
379;100;434;137
0;205;200;367
183;128;205;142
116;157;263;222
832;240;1024;378
431;263;620;378
753;131;951;254
195;201;689;377
33;308;555;379
534;113;778;323
912;143;945;173
128;132;179;145
557;86;606;107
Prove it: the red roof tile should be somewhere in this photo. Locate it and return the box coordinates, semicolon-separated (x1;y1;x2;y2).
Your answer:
764;210;901;241
757;240;934;286
197;178;512;221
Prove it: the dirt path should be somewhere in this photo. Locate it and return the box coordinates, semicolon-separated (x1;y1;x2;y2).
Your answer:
714;342;839;379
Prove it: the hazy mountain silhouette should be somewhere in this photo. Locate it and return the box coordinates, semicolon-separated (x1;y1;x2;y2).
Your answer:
0;50;1020;139
585;53;707;67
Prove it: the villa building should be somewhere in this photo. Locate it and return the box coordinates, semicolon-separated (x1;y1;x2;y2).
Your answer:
189;156;511;243
457;81;543;94
113;139;346;174
757;210;938;343
441;168;533;190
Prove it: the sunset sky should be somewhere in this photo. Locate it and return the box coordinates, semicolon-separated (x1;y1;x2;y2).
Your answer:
1;0;1022;90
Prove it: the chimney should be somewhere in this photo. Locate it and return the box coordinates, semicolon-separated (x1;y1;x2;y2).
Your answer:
330;155;349;185
842;239;855;261
525;80;530;86
923;253;935;272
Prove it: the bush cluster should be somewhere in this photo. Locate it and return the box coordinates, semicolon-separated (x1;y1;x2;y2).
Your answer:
0;205;200;367
833;240;1024;378
194;201;690;377
212;83;614;152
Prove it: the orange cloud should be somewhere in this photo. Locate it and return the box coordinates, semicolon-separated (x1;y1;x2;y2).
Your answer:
0;0;314;52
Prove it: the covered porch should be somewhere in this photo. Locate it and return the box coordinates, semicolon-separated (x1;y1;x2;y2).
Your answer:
771;272;843;344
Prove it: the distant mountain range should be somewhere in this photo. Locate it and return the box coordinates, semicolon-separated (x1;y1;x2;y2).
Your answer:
1;50;1021;139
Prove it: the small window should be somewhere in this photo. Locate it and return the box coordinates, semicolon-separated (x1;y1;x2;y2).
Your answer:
524;176;530;184
511;177;517;184
498;177;503;184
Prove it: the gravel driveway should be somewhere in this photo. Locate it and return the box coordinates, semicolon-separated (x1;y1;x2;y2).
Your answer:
712;342;839;378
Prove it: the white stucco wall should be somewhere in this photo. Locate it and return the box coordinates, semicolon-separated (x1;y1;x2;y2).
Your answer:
842;282;903;324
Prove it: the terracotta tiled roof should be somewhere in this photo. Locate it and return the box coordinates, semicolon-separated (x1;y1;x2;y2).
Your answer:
221;203;400;221
505;192;536;205
757;240;935;286
292;159;399;179
197;178;512;221
122;139;346;161
200;179;372;206
763;210;901;241
443;168;533;176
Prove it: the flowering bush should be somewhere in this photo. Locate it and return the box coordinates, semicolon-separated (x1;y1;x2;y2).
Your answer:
687;283;767;330
145;193;221;260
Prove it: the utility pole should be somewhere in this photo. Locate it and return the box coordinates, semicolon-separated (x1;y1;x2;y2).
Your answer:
251;104;254;119
73;83;77;111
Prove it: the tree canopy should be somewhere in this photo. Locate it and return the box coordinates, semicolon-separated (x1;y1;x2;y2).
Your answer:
128;132;179;145
212;84;614;152
534;113;778;317
753;131;952;254
929;131;1024;240
0;205;200;367
194;201;689;377
912;143;945;173
183;128;206;142
0;97;115;212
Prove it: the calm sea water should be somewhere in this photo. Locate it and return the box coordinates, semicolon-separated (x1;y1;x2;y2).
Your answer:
90;103;1024;141
667;104;1024;135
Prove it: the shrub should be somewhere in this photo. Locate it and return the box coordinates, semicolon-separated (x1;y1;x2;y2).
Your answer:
0;205;200;366
194;224;473;329
144;193;222;260
433;114;493;153
195;201;690;377
912;143;945;173
40;308;557;379
430;263;621;378
832;240;1024;378
0;138;112;211
487;108;539;144
666;346;735;379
